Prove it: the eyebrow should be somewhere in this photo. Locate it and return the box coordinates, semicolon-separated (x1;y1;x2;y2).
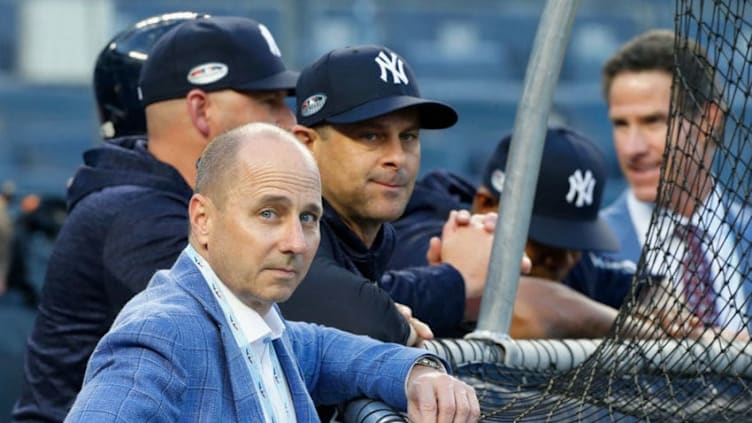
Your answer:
255;194;322;216
306;203;323;217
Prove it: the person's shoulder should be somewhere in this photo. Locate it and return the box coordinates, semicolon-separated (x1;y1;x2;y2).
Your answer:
68;183;180;227
112;271;207;335
78;182;187;230
61;186;188;265
406;170;475;216
723;194;752;234
600;190;631;224
417;170;475;193
68;137;190;213
584;252;636;273
304;247;363;282
600;190;629;213
723;192;752;215
86;181;185;209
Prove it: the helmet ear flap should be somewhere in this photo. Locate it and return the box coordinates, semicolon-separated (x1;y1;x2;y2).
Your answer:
93;12;210;139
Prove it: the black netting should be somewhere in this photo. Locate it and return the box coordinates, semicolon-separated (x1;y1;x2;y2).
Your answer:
343;1;752;421
456;1;752;421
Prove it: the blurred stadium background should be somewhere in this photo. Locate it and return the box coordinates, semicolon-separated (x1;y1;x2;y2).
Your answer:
0;0;674;206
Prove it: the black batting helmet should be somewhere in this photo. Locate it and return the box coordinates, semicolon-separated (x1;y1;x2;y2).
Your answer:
93;11;210;139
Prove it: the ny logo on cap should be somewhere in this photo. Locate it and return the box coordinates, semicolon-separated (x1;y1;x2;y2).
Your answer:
258;23;282;57
490;169;505;194
374;51;409;84
565;169;596;207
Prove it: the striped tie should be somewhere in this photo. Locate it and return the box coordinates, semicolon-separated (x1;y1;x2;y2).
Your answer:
675;223;718;325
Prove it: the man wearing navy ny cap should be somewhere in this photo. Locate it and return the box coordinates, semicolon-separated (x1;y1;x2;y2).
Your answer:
282;45;497;342
472;127;634;304
390;126;637;337
14;16;299;422
475;127;621;275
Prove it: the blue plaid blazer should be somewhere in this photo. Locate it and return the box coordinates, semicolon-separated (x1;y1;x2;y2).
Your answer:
65;251;426;422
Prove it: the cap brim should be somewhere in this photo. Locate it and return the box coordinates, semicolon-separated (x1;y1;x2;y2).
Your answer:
235;69;300;95
326;96;458;129
527;215;621;252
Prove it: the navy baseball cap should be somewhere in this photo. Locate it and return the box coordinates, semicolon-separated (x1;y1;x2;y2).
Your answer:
482;126;620;252
138;16;298;106
296;45;457;129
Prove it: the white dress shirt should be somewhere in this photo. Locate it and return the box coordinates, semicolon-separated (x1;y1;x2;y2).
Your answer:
626;189;653;248
637;187;745;330
189;244;296;423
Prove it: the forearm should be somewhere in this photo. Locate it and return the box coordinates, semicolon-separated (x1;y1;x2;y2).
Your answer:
294;322;426;409
511;277;617;339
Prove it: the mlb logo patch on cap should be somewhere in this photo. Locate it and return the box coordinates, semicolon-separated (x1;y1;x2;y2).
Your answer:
301;94;327;117
187;63;228;85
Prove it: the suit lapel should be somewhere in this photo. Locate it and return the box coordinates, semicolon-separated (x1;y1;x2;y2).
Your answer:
602;192;642;262
273;337;318;421
172;252;269;421
619;194;643;261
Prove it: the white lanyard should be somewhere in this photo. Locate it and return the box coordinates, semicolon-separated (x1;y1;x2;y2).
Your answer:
186;246;293;423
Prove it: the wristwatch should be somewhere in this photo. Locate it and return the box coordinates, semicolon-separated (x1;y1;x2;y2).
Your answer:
414;356;446;373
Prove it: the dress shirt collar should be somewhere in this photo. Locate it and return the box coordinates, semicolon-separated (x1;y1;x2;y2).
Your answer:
651;181;722;235
625;189;655;246
186;245;286;343
623;185;721;244
214;275;286;344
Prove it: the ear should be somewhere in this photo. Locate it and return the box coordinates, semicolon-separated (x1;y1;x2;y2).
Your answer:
291;124;320;151
186;89;211;138
189;193;212;250
472;187;499;214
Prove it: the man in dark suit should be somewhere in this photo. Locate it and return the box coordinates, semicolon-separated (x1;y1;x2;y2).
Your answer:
599;30;752;333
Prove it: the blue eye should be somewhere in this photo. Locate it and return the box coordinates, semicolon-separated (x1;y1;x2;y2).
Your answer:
260;210;276;219
300;213;318;224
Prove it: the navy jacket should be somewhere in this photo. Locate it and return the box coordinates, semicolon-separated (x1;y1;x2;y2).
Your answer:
280;199;466;341
14;137;193;422
390;170;635;311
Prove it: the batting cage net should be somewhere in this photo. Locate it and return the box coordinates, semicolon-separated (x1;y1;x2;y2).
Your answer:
344;0;752;421
455;0;752;420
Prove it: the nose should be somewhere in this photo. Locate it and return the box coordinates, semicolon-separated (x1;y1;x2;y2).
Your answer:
620;126;650;157
279;219;307;255
382;136;408;169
